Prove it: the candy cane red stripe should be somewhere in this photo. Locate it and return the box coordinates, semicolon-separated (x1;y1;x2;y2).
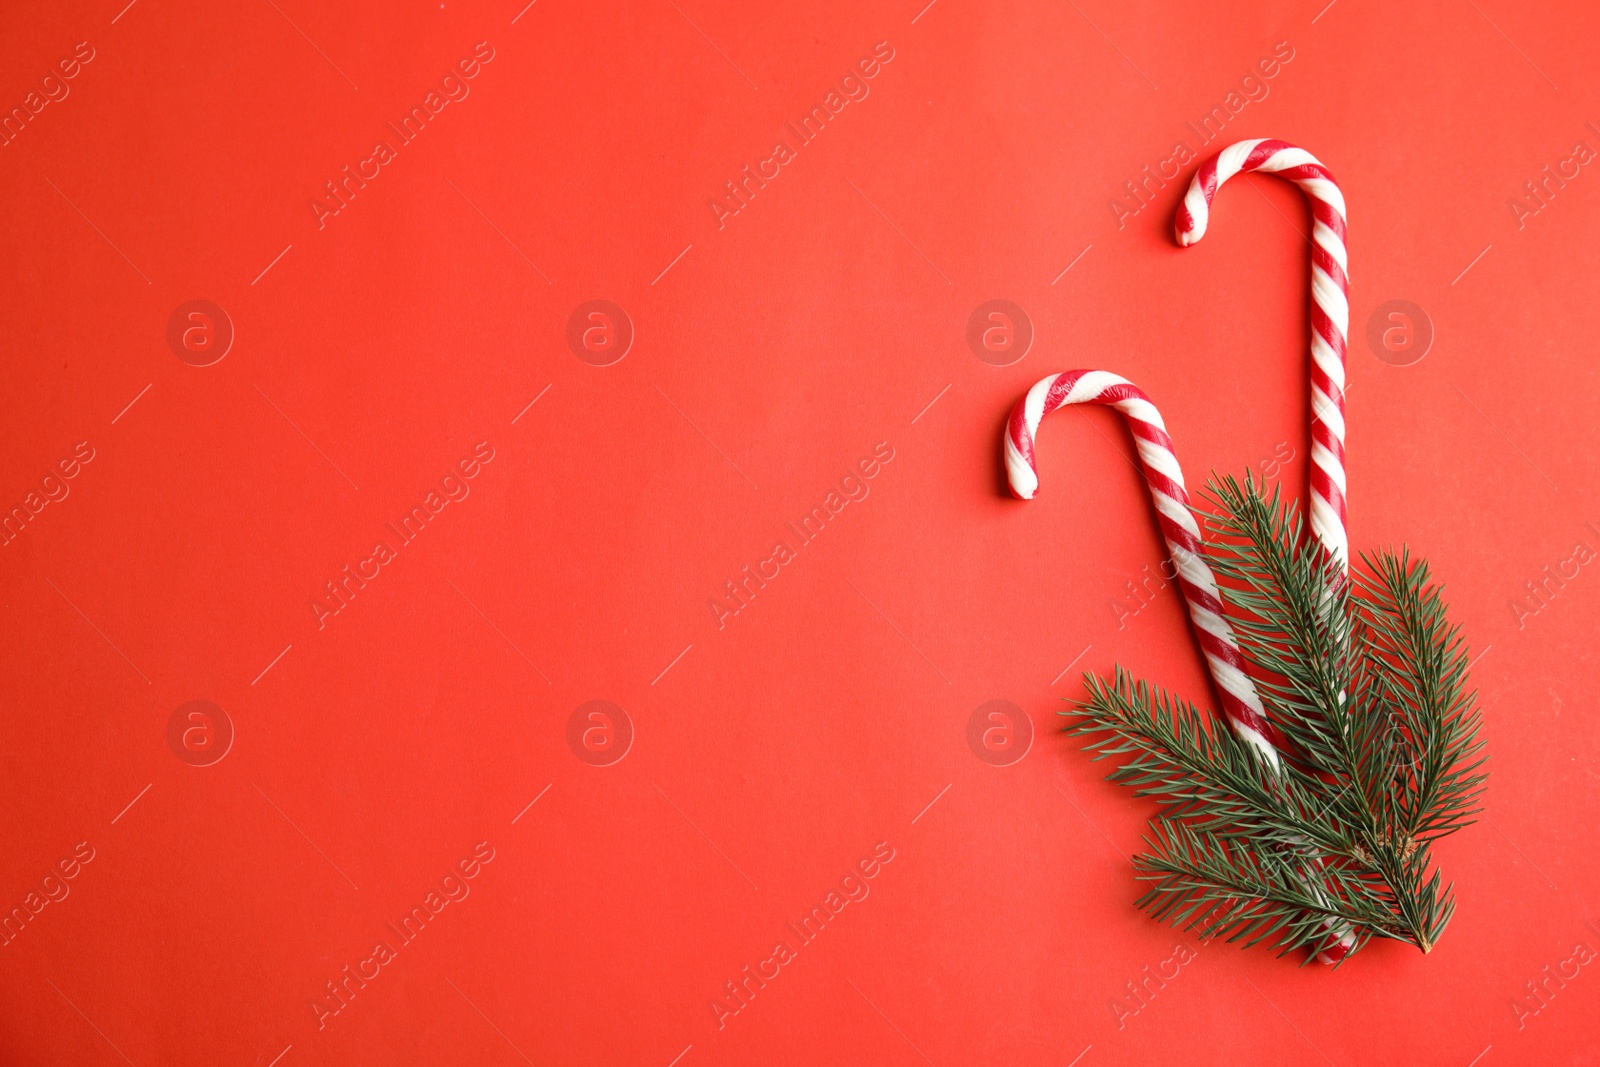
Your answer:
1176;138;1350;570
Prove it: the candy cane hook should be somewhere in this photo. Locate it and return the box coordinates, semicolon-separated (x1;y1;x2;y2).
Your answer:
1175;138;1350;570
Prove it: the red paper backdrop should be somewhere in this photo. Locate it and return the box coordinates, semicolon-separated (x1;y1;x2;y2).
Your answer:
1;0;1597;1064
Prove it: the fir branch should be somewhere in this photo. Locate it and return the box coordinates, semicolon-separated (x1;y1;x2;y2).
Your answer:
1355;550;1490;843
1133;820;1398;957
1067;671;1357;857
1066;475;1488;961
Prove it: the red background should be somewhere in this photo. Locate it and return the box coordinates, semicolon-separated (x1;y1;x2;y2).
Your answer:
1;0;1597;1064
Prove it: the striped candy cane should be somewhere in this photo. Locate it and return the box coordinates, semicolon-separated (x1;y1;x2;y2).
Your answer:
1178;141;1358;961
1006;369;1356;962
1175;138;1349;571
1005;370;1282;764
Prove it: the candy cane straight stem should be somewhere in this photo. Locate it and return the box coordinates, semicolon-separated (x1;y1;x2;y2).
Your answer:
1175;138;1350;572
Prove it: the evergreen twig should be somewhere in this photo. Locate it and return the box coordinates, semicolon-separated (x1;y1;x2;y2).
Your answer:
1065;474;1487;962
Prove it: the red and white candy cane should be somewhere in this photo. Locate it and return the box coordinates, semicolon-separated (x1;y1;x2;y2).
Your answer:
1173;139;1358;961
1175;138;1349;571
1006;370;1355;963
1005;370;1282;764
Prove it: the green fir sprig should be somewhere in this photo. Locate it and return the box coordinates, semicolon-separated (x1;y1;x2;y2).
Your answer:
1067;474;1488;963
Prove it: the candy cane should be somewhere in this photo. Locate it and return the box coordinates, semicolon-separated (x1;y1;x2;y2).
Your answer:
1006;369;1356;962
1175;138;1349;571
1178;142;1357;961
1005;370;1282;764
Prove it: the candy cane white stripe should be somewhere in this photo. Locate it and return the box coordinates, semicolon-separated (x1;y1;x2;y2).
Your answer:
1153;494;1201;538
1310;442;1347;493
1137;444;1186;485
1187;606;1237;645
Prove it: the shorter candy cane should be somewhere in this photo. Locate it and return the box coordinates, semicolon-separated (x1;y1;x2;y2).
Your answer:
1005;369;1280;765
1006;369;1356;963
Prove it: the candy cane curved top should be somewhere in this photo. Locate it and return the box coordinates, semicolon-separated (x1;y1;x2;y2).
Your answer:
1174;138;1349;571
1005;370;1282;765
1007;369;1355;962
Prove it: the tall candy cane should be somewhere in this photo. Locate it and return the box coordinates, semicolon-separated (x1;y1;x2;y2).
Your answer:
1005;370;1282;765
1177;140;1359;960
1007;370;1355;963
1175;138;1349;571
